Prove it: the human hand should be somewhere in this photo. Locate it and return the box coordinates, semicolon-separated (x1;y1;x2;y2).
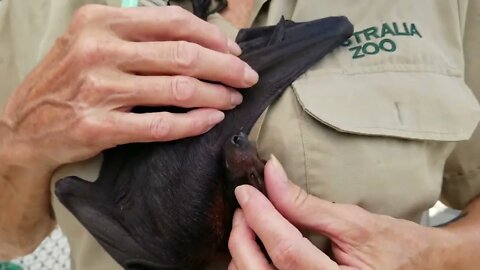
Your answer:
228;156;457;270
0;5;258;171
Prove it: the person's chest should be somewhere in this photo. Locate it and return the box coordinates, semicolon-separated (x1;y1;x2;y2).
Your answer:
251;0;477;216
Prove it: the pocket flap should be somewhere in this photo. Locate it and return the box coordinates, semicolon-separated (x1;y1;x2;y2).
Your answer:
292;71;480;141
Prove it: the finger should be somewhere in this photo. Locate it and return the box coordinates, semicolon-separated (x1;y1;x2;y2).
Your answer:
228;261;238;270
235;185;338;270
116;41;258;88
109;75;243;110
264;155;371;239
102;108;224;145
228;210;273;270
111;6;241;55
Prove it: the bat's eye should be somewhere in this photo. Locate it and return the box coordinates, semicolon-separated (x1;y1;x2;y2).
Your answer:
232;135;241;145
231;133;248;147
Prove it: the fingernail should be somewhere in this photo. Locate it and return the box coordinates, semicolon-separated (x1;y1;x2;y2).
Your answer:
228;39;242;56
230;91;243;106
208;111;225;125
270;154;288;182
243;64;259;86
235;186;251;205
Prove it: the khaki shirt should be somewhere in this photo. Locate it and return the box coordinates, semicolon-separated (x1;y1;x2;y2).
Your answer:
1;0;480;269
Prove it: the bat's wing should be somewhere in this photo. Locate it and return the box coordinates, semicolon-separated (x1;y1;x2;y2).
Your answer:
55;17;353;269
191;0;228;20
55;150;181;269
217;16;354;140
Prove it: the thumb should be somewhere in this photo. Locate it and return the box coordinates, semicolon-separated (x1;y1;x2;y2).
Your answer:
265;155;370;240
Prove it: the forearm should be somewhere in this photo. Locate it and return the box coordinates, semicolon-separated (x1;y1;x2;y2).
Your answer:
0;125;55;260
438;196;480;269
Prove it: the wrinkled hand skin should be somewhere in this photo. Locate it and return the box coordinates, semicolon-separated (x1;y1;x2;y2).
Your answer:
228;157;460;270
0;5;257;171
0;4;258;260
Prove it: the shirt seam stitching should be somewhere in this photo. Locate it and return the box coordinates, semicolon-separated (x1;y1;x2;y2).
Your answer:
296;96;310;193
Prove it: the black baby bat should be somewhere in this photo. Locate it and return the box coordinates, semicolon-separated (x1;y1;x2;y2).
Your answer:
190;0;228;20
55;17;353;269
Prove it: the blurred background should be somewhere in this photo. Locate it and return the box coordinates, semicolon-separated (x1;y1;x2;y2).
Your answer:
1;228;70;270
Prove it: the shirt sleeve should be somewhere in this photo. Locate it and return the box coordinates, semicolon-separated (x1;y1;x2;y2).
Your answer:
442;0;480;209
0;0;22;110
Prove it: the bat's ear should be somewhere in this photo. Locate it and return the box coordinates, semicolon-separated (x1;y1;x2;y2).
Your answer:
55;177;172;269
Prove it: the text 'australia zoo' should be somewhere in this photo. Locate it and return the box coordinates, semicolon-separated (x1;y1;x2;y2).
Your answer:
342;22;422;59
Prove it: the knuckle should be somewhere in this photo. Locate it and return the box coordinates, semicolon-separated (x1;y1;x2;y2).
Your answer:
339;205;374;241
72;117;102;143
166;6;191;25
78;72;103;95
148;114;171;140
271;239;301;269
173;41;199;71
227;55;245;78
210;26;228;46
350;224;372;243
70;4;106;32
69;36;106;66
220;87;236;108
172;76;197;102
77;72;117;103
291;186;310;209
375;215;395;233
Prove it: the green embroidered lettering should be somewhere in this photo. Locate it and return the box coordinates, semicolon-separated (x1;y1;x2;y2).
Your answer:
346;22;421;59
381;23;395;38
410;23;422;38
393;22;410;36
379;38;397;52
364;27;380;41
402;23;412;36
352;31;363;44
363;42;380;55
349;45;365;59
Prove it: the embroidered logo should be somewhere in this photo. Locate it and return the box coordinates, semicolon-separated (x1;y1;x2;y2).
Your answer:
342;22;422;59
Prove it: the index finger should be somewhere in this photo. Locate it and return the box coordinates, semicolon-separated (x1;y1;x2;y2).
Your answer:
235;185;338;270
112;6;241;55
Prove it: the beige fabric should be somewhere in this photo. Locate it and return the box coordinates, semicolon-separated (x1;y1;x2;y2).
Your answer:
443;0;480;209
0;0;479;269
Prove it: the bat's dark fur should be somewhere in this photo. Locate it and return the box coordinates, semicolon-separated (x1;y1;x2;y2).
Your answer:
191;0;228;20
55;17;353;269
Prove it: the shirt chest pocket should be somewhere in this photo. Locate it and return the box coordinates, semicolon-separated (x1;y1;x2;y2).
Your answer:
292;71;479;141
